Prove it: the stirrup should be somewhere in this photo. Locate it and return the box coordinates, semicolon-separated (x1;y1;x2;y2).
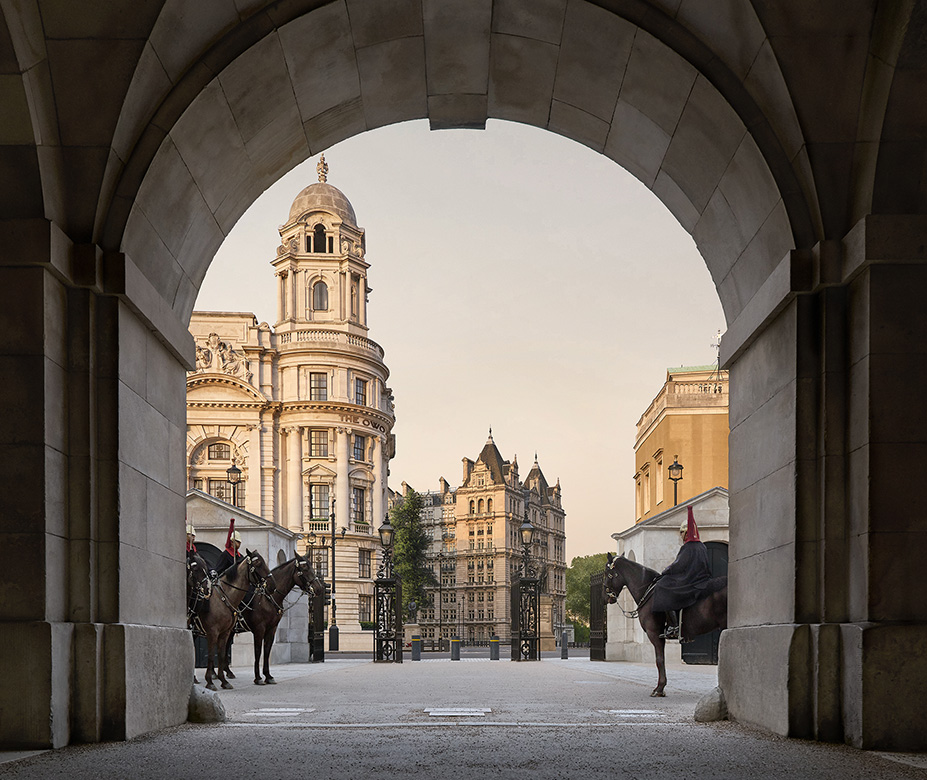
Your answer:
660;625;679;640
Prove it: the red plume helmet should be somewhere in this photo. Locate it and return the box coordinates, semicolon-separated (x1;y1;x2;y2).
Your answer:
684;506;700;543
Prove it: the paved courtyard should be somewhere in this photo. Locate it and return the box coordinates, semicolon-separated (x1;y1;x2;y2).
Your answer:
2;654;925;779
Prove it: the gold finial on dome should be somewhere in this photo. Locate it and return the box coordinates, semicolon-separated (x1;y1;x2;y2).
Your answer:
317;154;329;183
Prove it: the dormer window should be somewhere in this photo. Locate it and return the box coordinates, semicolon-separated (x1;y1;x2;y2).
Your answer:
312;280;329;310
313;224;326;253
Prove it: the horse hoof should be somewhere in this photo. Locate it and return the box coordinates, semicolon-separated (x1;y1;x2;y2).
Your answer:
193;676;199;684
254;679;264;686
650;690;666;698
225;670;236;679
221;681;233;690
265;678;276;685
206;683;217;691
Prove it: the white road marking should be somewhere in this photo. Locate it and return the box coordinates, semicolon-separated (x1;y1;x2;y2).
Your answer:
424;708;491;717
225;721;690;729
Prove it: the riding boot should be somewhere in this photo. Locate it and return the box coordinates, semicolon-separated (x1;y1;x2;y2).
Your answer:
660;611;679;640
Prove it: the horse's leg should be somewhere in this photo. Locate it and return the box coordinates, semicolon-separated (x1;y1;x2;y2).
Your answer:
205;631;218;691
263;625;277;684
216;627;233;689
253;626;264;685
642;608;668;697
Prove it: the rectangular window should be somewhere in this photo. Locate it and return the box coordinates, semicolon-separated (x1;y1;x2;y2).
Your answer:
209;478;245;508
314;547;328;578
655;454;664;505
208;443;230;460
359;549;372;579
353;434;366;461
192;478;203;491
355;378;367;406
310;429;328;457
352;486;366;525
310;484;330;519
310;372;328;401
359;594;372;623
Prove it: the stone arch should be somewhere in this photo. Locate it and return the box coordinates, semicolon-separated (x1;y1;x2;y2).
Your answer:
111;0;815;327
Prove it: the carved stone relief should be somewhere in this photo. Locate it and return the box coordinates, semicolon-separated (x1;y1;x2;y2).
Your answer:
191;333;253;384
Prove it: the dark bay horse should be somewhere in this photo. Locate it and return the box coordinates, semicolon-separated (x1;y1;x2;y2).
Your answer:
200;549;271;691
239;553;323;686
604;552;727;697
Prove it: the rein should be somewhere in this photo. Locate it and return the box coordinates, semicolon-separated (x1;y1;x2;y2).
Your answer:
605;560;660;619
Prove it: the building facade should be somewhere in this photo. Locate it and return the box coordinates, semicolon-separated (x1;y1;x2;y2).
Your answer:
401;433;567;645
633;364;729;522
186;159;395;651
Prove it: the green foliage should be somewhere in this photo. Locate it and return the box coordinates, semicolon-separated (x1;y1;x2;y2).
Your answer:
572;621;590;643
390;490;438;617
565;552;609;624
360;621;375;631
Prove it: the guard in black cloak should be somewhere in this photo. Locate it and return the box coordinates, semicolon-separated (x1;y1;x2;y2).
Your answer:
652;506;711;639
215;519;245;671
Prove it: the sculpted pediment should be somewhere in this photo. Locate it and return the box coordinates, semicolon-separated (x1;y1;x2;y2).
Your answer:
305;463;337;479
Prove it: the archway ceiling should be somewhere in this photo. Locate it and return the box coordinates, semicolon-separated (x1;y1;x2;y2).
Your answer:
2;0;923;328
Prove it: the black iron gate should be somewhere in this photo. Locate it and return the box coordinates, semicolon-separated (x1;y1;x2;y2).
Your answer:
681;541;728;665
590;571;606;661
510;573;540;661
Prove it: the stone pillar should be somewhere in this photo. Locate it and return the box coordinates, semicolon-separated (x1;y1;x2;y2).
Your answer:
372;435;384;524
0;227;191;748
336;427;350;529
246;424;261;516
277;270;286;322
719;216;927;751
289;268;298;324
286;426;302;532
359;275;367;326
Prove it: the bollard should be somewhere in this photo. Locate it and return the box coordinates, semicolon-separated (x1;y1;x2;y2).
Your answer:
561;631;569;659
451;637;461;661
411;635;422;661
489;636;500;661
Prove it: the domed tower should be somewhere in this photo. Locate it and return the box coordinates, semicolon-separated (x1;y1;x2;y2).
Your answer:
273;155;369;333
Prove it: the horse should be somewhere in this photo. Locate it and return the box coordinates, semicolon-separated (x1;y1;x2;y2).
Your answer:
238;553;323;686
603;552;727;697
199;549;271;691
186;550;212;684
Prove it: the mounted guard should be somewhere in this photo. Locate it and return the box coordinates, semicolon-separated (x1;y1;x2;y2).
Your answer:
652;507;712;639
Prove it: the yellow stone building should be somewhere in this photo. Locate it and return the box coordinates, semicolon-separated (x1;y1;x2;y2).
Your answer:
633;365;729;522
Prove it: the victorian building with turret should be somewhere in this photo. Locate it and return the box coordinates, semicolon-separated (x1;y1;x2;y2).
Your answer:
185;157;395;652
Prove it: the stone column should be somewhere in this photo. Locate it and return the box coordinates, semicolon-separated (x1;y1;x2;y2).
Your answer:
0;231;191;748
359;275;367;326
246;424;261;516
336;427;350;529
277;270;286;322
286;426;302;531
289;268;298;324
718;216;927;751
372;435;384;523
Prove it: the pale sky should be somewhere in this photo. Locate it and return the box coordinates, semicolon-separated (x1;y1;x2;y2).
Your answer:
196;119;725;562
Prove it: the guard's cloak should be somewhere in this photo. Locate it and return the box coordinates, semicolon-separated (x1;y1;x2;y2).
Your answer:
652;541;712;612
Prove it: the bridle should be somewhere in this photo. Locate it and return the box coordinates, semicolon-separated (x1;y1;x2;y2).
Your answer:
603;558;657;620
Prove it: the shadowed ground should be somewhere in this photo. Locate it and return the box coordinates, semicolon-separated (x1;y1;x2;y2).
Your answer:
2;654;924;779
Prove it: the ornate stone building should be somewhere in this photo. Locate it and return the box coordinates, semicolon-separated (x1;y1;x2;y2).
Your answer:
186;159;395;651
403;432;567;645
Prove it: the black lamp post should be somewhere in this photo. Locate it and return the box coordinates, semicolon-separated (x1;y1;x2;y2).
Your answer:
377;517;394;577
513;492;539;661
374;515;403;663
668;455;684;507
328;499;346;652
226;463;242;507
519;511;535;577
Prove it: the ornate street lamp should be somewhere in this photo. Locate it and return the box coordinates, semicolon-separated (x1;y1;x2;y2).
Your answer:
519;514;535;577
328;499;346;652
668;455;684;507
226;463;242;507
374;516;402;662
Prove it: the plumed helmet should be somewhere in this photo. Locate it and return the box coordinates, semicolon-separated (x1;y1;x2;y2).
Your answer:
683;506;700;543
231;531;242;543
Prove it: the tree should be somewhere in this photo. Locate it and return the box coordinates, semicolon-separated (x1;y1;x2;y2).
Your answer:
565;552;609;626
390;490;438;618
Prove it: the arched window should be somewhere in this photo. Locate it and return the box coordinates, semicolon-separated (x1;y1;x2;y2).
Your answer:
312;280;328;310
487;498;493;513
478;499;484;513
313;224;326;253
469;500;475;514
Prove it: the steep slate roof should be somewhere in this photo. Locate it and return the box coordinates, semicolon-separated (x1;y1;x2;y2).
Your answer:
476;435;508;484
524;458;550;498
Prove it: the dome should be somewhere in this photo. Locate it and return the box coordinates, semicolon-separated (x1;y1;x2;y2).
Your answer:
287;182;357;226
